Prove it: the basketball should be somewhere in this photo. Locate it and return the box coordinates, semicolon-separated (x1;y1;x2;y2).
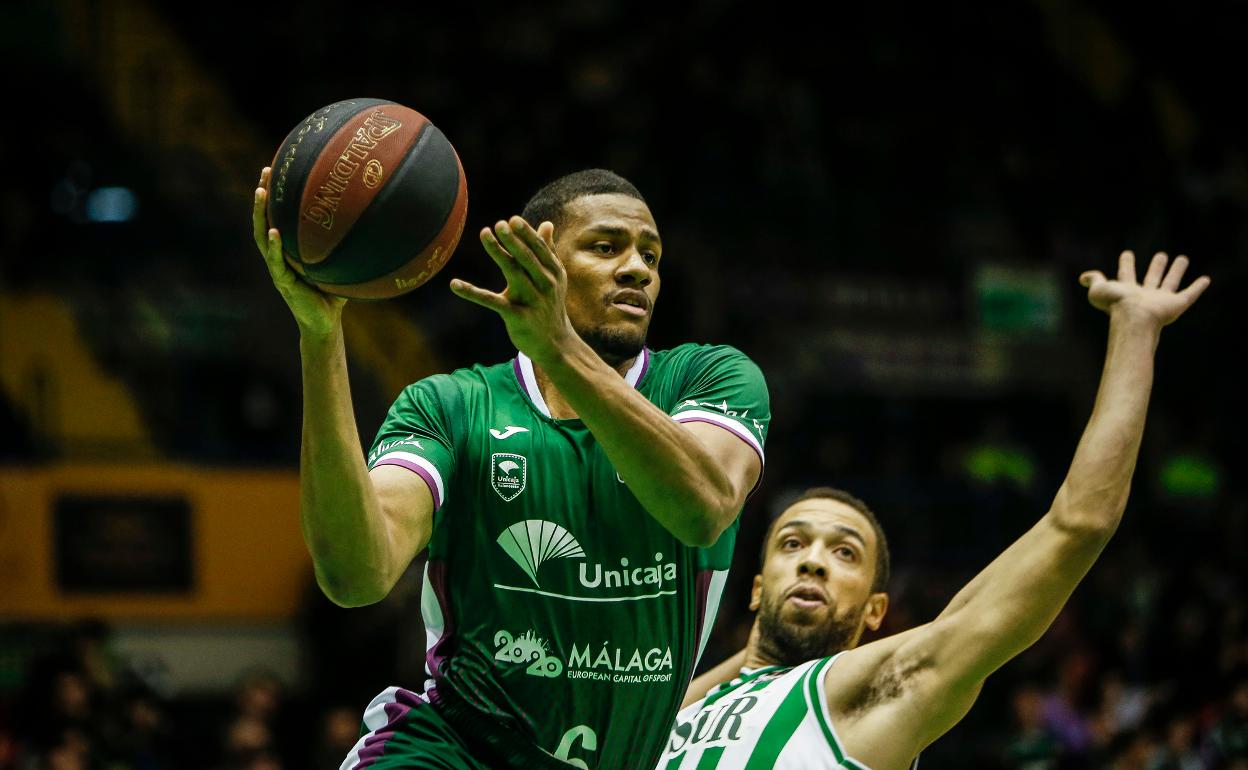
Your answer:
265;98;468;300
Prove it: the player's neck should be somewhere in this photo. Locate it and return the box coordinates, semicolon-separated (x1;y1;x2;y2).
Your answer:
742;618;784;670
533;354;639;420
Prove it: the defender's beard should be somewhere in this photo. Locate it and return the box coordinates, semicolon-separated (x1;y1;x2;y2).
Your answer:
574;324;646;368
756;589;864;667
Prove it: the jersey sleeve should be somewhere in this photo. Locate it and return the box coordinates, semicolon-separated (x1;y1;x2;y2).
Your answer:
669;345;770;471
366;375;460;510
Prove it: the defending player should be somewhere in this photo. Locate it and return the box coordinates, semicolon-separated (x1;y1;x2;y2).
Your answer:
661;252;1208;769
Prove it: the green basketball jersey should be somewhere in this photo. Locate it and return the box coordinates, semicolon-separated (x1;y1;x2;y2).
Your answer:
365;344;770;769
660;656;919;770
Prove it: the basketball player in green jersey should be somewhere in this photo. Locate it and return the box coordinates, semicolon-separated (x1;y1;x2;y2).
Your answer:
251;167;769;769
661;252;1209;770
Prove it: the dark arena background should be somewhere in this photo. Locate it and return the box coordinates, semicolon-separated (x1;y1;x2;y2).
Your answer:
1;1;1245;768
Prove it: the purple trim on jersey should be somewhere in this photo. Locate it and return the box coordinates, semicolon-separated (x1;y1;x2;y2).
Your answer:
426;559;455;680
684;569;714;685
513;348;650;401
671;415;766;497
671;415;764;467
374;457;443;509
352;688;428;769
635;347;652;386
511;357;529;400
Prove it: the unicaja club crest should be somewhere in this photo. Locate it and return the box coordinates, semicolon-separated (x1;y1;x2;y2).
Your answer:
491;453;527;501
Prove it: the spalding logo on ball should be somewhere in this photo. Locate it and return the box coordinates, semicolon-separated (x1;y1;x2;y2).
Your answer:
266;98;468;299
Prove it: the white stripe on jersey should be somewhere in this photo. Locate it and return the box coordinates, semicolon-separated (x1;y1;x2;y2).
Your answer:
693;570;730;672
515;348;651;418
671;409;766;462
420;562;443;685
339;686;432;770
622;347;650;386
515;353;554;417
373;450;446;506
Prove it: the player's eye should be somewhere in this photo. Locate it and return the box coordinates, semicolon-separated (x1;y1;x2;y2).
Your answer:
642;251;658;265
835;546;857;561
781;537;802;550
591;242;614;255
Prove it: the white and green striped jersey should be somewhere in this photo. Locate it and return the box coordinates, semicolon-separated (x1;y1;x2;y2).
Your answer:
659;655;919;770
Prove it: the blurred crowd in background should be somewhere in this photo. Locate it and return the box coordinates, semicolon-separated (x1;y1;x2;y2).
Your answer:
2;0;1246;768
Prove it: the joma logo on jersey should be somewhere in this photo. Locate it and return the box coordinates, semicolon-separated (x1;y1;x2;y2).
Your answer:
491;453;527;501
489;425;530;440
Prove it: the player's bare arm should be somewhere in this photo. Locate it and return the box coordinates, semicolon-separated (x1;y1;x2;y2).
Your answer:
451;215;760;547
253;166;434;607
822;252;1210;770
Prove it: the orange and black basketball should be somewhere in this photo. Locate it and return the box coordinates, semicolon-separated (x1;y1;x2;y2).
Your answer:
266;98;468;300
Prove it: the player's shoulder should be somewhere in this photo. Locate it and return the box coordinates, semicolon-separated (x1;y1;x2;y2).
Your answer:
774;656;836;689
401;359;516;400
686;660;822;717
648;342;761;374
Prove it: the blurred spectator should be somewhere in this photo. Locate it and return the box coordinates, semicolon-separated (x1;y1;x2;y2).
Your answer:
16;638;106;767
312;706;361;770
1094;671;1155;744
1003;684;1060;769
0;722;15;770
216;670;286;770
233;670;281;726
112;686;172;770
1107;728;1161;770
1208;675;1248;766
41;727;90;770
1157;714;1204;770
1042;650;1098;755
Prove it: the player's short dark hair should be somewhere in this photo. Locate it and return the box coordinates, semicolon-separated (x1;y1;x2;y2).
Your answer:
758;487;891;594
521;169;647;230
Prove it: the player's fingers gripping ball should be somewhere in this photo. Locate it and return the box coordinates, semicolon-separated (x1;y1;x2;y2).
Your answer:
266;98;468;300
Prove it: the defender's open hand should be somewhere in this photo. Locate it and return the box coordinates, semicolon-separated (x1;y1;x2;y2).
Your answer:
1080;251;1210;327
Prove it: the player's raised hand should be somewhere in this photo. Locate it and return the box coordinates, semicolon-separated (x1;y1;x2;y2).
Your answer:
449;216;576;361
1079;251;1210;327
252;166;346;336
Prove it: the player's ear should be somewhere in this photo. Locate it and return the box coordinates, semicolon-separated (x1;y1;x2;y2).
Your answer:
748;574;762;612
863;592;888;632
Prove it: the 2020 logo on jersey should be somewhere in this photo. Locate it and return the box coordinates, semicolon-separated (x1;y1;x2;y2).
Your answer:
491;452;528;501
494;628;563;678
